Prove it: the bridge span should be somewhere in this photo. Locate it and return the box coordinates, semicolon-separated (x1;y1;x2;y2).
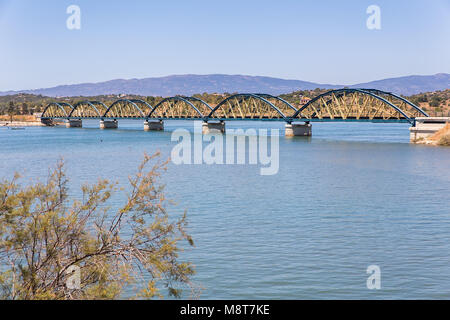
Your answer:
41;88;431;137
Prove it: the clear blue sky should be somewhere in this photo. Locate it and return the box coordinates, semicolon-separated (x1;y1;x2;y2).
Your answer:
0;0;449;91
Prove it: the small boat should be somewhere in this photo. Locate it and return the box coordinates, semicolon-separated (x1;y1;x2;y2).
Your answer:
9;127;25;130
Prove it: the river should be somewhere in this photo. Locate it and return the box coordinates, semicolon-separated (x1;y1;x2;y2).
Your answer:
1;120;450;299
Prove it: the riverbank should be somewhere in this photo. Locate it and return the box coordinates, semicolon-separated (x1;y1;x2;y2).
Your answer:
414;123;450;146
0;120;45;127
0;115;45;127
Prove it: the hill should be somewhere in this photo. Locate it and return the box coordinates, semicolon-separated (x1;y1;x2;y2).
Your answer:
349;73;450;96
0;73;448;97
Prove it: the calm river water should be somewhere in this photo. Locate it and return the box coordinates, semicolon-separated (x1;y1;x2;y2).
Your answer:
1;120;450;299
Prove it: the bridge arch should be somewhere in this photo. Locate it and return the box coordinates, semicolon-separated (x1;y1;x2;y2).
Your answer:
42;102;74;118
182;96;213;113
128;99;154;113
291;88;427;124
68;101;108;118
207;93;291;121
253;93;298;114
148;96;208;119
358;89;429;117
102;99;152;119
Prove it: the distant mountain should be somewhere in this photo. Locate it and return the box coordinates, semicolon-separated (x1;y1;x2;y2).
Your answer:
0;75;339;97
0;73;448;97
349;73;450;95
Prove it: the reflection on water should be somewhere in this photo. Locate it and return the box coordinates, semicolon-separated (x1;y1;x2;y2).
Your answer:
1;120;450;299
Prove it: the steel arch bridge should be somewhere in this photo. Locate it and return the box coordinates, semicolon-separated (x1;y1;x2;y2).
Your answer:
291;88;428;124
41;89;428;125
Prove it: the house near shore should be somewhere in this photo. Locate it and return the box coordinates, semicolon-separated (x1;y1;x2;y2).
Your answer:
300;96;311;105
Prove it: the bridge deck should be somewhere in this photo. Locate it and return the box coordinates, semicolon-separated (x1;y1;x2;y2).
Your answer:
43;116;413;123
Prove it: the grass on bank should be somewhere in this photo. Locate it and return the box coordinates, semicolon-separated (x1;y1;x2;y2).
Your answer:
429;123;450;146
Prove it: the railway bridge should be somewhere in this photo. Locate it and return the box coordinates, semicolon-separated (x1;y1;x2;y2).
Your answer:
41;88;441;138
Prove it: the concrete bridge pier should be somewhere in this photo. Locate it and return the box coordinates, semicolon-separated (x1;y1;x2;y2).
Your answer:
410;117;450;142
144;120;164;131
65;119;82;128
100;119;118;129
285;122;312;137
202;121;226;134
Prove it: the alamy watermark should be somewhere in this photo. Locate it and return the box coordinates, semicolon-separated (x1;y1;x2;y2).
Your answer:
66;5;81;30
366;5;381;30
66;265;81;290
366;265;381;289
170;121;279;176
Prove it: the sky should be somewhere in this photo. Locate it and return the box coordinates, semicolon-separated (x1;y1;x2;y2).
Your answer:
0;0;449;91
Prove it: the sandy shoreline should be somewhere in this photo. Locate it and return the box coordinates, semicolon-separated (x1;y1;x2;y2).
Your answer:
0;121;45;127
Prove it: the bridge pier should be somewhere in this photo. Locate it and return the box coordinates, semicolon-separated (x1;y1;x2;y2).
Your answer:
65;119;82;128
202;121;225;134
285;122;312;137
144;120;164;131
40;118;54;126
410;117;450;142
100;119;118;129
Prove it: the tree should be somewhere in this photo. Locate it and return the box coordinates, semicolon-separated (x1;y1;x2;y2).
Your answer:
430;96;442;108
21;102;29;115
0;152;196;300
418;95;428;103
7;101;16;122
